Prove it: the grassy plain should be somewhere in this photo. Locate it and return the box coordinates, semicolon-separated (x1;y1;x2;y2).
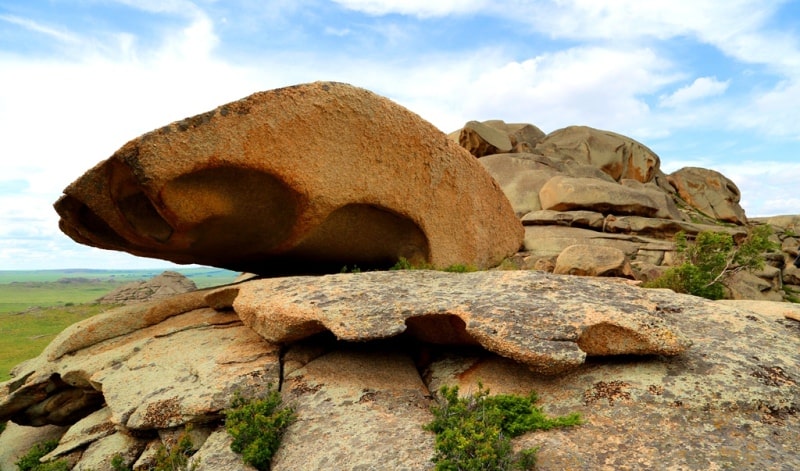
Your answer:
0;268;238;381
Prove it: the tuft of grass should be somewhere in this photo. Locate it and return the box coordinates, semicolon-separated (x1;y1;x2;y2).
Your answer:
152;429;197;471
15;439;70;471
425;384;582;470
442;264;478;273
225;386;296;471
390;257;477;273
111;426;197;471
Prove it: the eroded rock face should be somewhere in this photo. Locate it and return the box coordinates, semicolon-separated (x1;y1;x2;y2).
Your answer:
539;175;662;217
209;270;690;375
54;82;522;274
667;166;747;224
459;120;513;157
534;126;661;183
273;348;435;470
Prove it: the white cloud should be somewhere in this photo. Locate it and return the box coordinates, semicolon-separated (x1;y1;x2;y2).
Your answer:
659;76;730;108
332;0;490;17
0;14;82;44
457;47;679;136
716;161;800;217
729;80;800;138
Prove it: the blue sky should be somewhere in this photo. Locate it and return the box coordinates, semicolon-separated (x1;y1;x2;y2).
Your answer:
1;0;799;270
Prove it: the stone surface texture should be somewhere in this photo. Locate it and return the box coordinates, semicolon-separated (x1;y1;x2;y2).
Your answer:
273;348;435;470
211;270;690;375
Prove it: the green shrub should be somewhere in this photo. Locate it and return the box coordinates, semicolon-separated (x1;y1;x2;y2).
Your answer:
111;454;132;471
152;430;197;471
424;384;582;470
225;386;296;471
643;226;777;300
15;439;69;471
391;257;477;272
0;420;6;434
442;264;478;273
390;257;430;270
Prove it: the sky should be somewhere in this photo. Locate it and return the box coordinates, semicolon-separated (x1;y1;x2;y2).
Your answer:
1;0;800;270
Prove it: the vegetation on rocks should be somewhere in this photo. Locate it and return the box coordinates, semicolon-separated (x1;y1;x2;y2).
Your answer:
390;257;477;273
643;226;777;300
15;439;69;471
225;387;296;471
424;384;582;470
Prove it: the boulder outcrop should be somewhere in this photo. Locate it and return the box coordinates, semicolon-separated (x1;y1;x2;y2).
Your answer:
459;118;787;300
668;166;747;224
533;125;661;183
54;82;522;275
96;270;196;304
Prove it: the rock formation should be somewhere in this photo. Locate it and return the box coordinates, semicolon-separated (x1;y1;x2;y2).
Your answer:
1;271;797;470
96;271;197;304
2;83;799;469
54;82;522;275
462;120;799;302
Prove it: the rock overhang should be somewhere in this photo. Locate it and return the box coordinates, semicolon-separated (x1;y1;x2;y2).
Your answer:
207;270;692;375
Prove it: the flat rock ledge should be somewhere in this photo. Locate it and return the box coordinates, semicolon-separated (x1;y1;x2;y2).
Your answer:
208;270;691;375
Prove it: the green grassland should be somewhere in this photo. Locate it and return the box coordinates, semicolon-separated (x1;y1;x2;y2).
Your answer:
0;267;238;382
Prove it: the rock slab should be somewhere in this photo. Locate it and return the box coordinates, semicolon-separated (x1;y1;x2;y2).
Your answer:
210;270;691;374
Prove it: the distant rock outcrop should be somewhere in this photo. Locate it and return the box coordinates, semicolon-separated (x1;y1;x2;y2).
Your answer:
54;82;522;275
96;271;196;304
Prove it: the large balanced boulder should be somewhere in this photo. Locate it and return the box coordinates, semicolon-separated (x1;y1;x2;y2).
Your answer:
54;82;522;275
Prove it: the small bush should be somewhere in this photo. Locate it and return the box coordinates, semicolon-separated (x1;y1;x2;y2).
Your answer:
391;257;477;272
15;439;69;471
442;264;478;273
425;384;582;471
152;430;196;471
643;226;777;300
390;257;429;270
225;386;296;471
